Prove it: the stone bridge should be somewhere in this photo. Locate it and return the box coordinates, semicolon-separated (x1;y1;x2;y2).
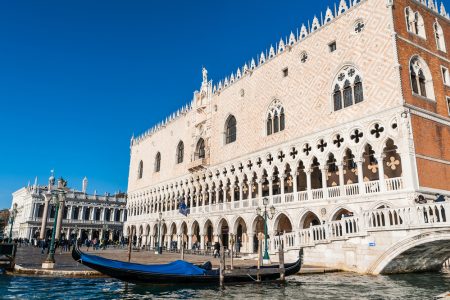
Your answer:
274;202;450;274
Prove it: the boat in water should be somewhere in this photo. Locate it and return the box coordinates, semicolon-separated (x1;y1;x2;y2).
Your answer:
72;246;302;284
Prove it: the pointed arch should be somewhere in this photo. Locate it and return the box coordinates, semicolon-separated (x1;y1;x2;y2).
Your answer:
176;141;184;164
266;100;285;135
154;152;161;173
225;115;237;144
195;138;206;160
434;21;446;52
137;160;144;179
331;65;363;111
409;55;435;100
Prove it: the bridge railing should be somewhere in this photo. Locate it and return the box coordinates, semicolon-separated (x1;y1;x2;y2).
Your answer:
270;202;450;251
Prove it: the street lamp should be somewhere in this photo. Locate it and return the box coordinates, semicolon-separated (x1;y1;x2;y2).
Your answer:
8;204;18;243
256;197;275;264
42;178;67;269
156;212;165;255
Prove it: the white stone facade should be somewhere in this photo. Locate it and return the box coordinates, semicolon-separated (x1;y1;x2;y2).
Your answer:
124;0;450;273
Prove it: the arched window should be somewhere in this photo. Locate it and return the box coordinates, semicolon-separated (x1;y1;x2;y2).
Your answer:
266;100;285;136
410;56;435;100
267;115;273;135
280;108;285;131
343;80;353;108
273;111;279;133
176;141;184;164
196;138;205;159
333;84;342;111
137;160;143;179
154;152;161;172
354;76;364;103
434;22;446;52
332;65;363;111
405;8;426;39
225;115;237;144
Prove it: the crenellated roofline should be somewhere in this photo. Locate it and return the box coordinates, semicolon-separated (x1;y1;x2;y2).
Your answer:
130;0;449;148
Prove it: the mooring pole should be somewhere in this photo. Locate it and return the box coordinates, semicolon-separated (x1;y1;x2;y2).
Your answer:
278;239;285;282
127;228;133;263
181;240;185;260
257;238;262;282
220;244;225;287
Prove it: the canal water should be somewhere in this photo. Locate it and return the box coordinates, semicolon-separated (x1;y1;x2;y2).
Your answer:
1;272;450;299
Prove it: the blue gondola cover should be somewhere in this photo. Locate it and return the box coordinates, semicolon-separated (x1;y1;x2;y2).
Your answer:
80;252;207;276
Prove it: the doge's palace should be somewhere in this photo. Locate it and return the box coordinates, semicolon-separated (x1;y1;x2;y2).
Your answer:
125;0;450;274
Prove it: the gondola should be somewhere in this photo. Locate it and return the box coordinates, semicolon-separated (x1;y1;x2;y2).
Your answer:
72;245;302;284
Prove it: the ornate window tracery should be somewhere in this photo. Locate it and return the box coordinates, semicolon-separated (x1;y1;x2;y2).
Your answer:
434;21;446;52
332;66;363;111
266;100;285;135
405;7;426;39
410;56;435;100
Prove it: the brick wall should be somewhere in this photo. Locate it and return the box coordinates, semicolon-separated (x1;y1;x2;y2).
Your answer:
393;0;450;191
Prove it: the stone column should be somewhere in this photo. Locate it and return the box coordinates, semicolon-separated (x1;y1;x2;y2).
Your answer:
188;234;193;249
376;154;386;192
200;234;205;250
293;171;298;194
248;231;255;253
231;186;235;203
177;234;181;250
269;177;273;197
338;163;345;195
281;174;286;195
306;168;312;200
39;194;51;240
258;179;263;199
321;166;328;199
55;196;65;240
208;191;212;207
356;159;365;194
239;184;243;207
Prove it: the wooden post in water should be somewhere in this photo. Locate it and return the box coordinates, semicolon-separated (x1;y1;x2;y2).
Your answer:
257;238;262;282
181;239;185;260
219;243;225;287
230;234;234;270
278;239;285;282
127;227;134;263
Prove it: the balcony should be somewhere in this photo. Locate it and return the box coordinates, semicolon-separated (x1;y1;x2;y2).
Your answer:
188;158;210;172
149;177;406;219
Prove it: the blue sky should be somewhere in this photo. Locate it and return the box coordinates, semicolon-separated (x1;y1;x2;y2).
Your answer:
1;0;437;209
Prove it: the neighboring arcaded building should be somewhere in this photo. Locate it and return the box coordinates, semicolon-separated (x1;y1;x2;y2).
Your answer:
8;176;127;242
124;0;450;272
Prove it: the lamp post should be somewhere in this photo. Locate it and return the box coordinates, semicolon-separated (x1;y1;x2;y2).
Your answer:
42;178;67;269
156;212;165;255
256;197;275;264
8;204;18;243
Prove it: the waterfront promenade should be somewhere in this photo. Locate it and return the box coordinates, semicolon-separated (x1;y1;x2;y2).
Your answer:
12;245;332;276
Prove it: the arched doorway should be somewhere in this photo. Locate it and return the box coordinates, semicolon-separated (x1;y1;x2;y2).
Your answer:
218;219;229;248
252;216;265;253
192;221;200;249
234;217;247;253
275;213;293;234
301;212;321;229
204;220;214;249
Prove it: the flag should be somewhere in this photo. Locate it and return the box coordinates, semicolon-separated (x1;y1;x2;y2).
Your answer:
179;199;190;216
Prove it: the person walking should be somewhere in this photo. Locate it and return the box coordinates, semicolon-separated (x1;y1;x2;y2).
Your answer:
213;241;220;258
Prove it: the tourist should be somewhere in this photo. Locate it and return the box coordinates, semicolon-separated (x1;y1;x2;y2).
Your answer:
213;241;220;258
236;237;241;254
435;194;446;203
416;195;427;204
